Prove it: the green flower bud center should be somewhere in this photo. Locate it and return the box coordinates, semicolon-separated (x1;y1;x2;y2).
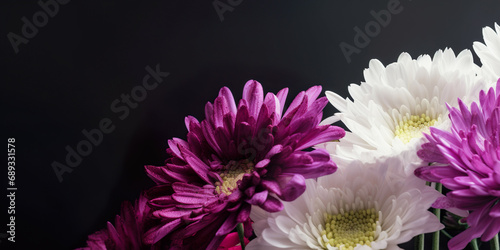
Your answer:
320;208;378;249
215;160;254;195
394;114;437;144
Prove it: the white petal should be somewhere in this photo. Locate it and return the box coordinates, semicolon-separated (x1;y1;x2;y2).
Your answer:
322;48;486;171
249;157;443;249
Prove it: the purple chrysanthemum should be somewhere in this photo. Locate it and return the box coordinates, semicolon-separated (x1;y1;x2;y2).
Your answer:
415;79;500;250
79;193;160;250
143;80;345;249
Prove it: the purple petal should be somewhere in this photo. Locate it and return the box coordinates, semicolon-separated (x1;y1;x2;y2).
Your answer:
144;218;182;244
264;92;279;121
149;196;176;208
301;96;328;119
201;120;223;156
205;101;214;127
441;178;469;190
447;192;493;210
457;100;471;128
280;150;337;179
172;182;213;194
260;179;282;196
418;141;449;163
431;127;461;151
182;151;211;183
237;204;251;223
260;195;284;212
244;186;255;197
276;88;289;115
223;113;235;137
276;174;306;201
176;203;203;209
245;190;269;205
213;96;230;127
481;217;500;241
287;116;316;135
106;221;121;247
145;165;173;184
265;144;284;159
154;208;192;219
171;211;215;238
304;86;322;105
432;196;455;209
167;138;190;159
186;131;203;156
285;94;310;121
226;189;243;203
435;144;466;172
165;165;197;183
172;189;218;205
218;87;237;114
214;127;231;156
215;212;239;236
489;201;500;217
184;115;200;132
295;125;345;151
255;159;271;169
448;225;484;250
234;105;251;141
255;104;272;133
415;166;450;182
282;91;306;119
242;80;264;118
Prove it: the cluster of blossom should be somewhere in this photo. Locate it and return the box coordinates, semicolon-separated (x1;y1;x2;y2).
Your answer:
78;23;500;250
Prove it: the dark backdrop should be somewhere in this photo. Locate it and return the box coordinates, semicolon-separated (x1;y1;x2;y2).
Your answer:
1;1;499;249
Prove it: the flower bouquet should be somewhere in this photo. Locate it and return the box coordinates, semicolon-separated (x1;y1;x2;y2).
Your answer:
78;23;500;250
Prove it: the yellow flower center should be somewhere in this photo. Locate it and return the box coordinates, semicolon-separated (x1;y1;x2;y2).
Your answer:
320;208;378;250
394;114;437;144
215;160;254;195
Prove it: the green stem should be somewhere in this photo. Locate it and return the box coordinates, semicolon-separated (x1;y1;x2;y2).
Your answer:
433;183;442;250
236;223;245;250
441;230;453;239
491;234;499;250
415;233;425;250
469;238;479;250
416;174;427;250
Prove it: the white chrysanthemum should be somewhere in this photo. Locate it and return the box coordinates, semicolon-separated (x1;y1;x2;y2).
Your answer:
473;23;500;82
247;157;443;250
319;49;486;174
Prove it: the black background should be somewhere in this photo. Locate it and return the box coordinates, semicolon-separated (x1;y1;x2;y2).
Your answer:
1;1;499;249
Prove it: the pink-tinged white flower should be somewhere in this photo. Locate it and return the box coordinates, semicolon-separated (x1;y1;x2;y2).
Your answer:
144;80;345;249
320;49;485;174
416;79;500;250
248;157;443;250
474;23;500;82
78;193;159;250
